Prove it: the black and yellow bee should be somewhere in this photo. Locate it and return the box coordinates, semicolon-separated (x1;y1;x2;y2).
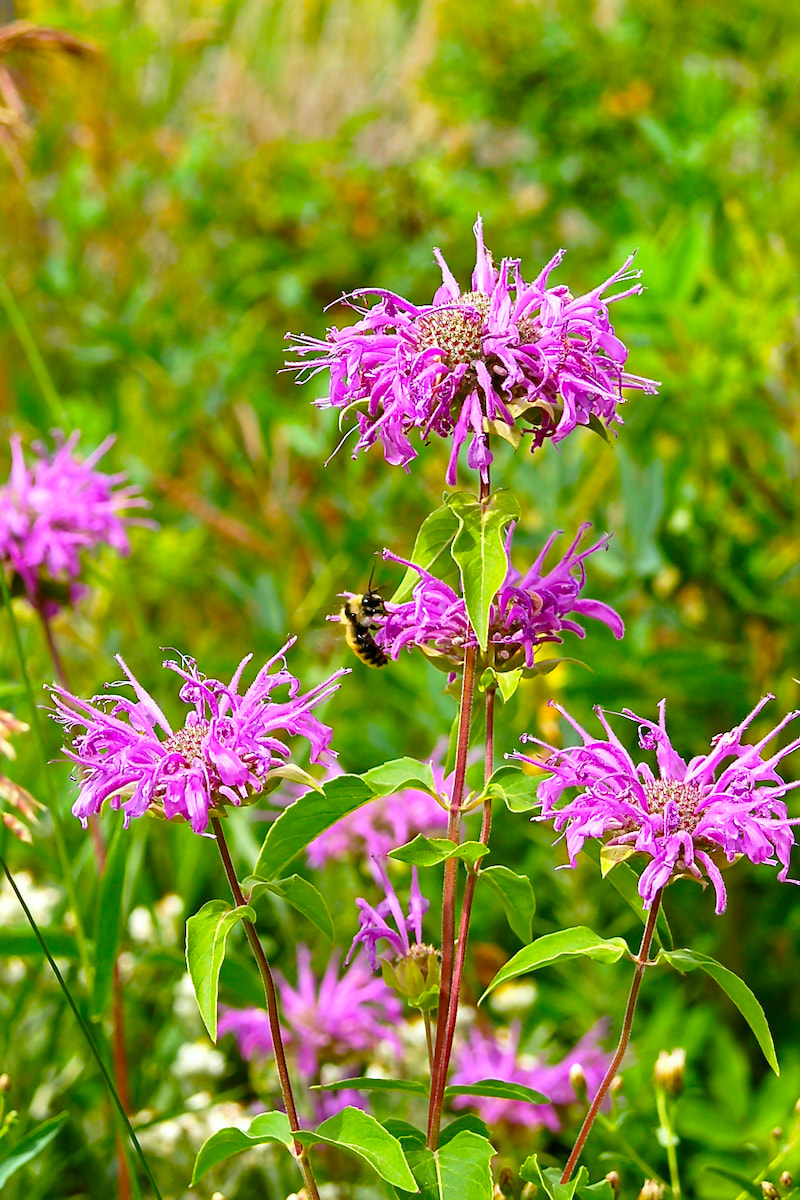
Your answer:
340;577;388;668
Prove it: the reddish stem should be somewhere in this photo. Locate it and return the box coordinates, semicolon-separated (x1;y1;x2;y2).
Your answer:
560;889;664;1183
211;817;321;1200
427;641;477;1147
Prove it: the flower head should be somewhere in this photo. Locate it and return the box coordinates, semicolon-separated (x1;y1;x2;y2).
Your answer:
221;945;401;1083
0;431;151;612
348;861;428;970
521;696;800;912
287;218;658;484
451;1022;610;1130
370;523;622;672
50;638;347;834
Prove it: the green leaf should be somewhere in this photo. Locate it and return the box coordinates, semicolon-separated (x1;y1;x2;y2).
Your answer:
389;835;490;868
438;1131;496;1200
484;765;540;813
297;1107;417;1191
496;668;523;703
0;1114;68;1187
578;1181;616;1199
521;1154;589;1198
246;874;334;941
363;757;439;799
479;865;535;942
253;774;373;879
446;489;519;651
391;504;460;603
581;842;672;950
658;948;779;1074
91;822;127;1019
185;899;255;1041
481;927;630;1002
191;1111;294;1184
444;1078;548;1104
312;1077;428;1096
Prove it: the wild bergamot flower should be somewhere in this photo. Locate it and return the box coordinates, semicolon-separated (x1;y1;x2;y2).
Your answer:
287;217;658;484
0;431;151;612
50;638;347;834
520;696;800;912
368;523;623;673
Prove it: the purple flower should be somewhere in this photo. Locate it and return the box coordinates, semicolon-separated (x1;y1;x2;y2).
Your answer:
520;697;800;913
278;946;402;1077
286;218;658;484
0;431;151;612
50;639;347;834
371;523;623;671
348;861;428;970
305;754;448;870
220;946;402;1085
451;1022;610;1130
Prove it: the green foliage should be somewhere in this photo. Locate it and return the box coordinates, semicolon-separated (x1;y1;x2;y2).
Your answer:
446;489;519;651
185;899;255;1041
482;927;632;1001
2;0;800;1195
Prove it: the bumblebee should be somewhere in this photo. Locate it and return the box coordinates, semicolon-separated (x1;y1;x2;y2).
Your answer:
340;584;388;668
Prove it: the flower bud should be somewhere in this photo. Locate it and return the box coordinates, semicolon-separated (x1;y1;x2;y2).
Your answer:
605;1171;621;1196
495;1166;514;1196
637;1182;664;1200
569;1062;588;1102
771;1127;783;1142
611;1073;624;1094
521;1185;539;1199
761;1183;780;1199
654;1048;685;1095
381;944;440;1008
0;1074;9;1092
780;1172;793;1190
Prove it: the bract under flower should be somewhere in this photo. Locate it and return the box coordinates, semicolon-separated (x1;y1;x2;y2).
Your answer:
50;638;347;834
287;217;658;484
366;522;622;672
521;696;800;912
0;431;152;612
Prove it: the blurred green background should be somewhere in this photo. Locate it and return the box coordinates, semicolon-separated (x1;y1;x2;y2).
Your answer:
1;0;800;1196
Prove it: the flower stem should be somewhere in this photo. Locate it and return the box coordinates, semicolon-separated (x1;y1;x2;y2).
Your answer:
561;889;664;1183
426;471;493;1150
655;1086;681;1197
0;274;65;426
427;641;477;1148
211;817;320;1200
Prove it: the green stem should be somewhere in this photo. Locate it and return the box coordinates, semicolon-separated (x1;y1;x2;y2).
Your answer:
561;890;664;1184
0;274;65;426
211;817;321;1200
655;1086;681;1197
595;1111;665;1187
0;569;93;985
0;854;161;1199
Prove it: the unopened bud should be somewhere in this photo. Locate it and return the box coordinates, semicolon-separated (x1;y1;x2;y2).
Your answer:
780;1172;794;1190
521;1185;539;1199
611;1073;624;1094
638;1182;664;1200
761;1183;780;1199
495;1166;514;1196
0;1075;9;1093
771;1127;783;1142
654;1048;685;1095
569;1062;588;1101
605;1170;621;1196
381;944;440;1007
